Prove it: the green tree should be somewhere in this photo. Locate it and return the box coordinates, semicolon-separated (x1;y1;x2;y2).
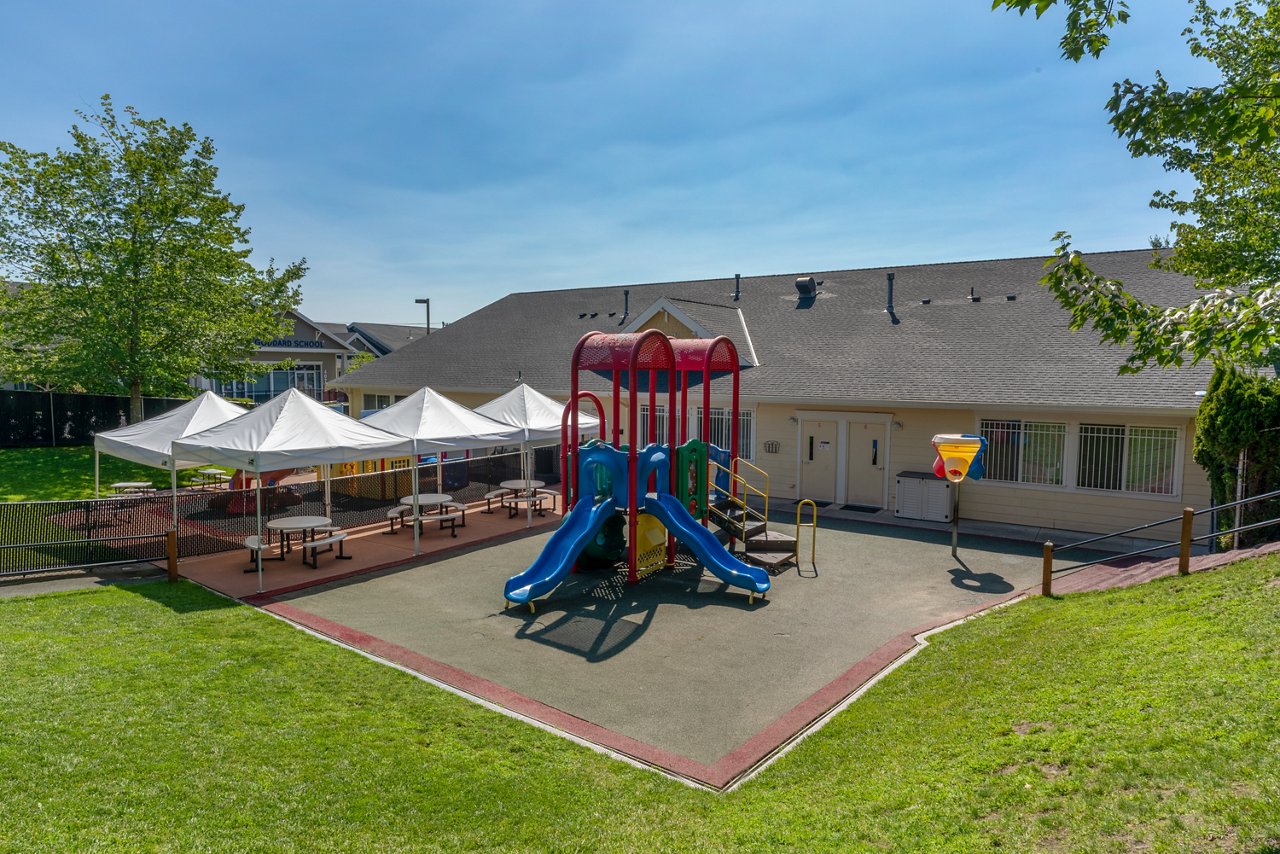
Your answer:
0;95;305;421
993;1;1280;372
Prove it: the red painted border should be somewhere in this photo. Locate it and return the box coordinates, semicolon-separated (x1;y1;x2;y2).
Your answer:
261;585;1027;789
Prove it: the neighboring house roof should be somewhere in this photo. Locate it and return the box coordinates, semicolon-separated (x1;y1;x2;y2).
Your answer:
347;322;425;355
330;250;1215;413
314;322;358;346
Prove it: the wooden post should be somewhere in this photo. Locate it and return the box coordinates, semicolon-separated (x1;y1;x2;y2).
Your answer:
166;529;179;582
1041;541;1054;596
1178;507;1194;575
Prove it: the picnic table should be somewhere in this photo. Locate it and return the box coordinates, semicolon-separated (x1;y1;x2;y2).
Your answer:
110;481;154;495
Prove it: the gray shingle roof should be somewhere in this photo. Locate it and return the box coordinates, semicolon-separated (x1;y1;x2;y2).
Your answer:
349;322;424;354
331;250;1213;412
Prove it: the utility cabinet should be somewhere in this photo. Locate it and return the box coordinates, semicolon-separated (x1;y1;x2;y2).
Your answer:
894;470;953;522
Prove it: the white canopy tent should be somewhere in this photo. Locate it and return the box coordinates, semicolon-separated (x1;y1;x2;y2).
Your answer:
474;382;599;445
93;391;248;491
172;388;415;592
93;390;249;530
475;383;601;528
363;386;523;551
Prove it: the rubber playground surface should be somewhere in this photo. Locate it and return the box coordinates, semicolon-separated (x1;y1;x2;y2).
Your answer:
260;515;1063;788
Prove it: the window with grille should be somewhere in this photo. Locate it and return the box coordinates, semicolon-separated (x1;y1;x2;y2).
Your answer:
1078;424;1177;494
696;407;754;461
637;404;668;446
362;393;391;411
979;419;1066;485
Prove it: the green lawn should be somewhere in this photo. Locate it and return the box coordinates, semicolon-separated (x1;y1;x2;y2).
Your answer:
1;561;1277;851
0;446;228;501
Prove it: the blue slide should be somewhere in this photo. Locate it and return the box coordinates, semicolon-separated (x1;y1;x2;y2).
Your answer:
504;497;617;605
643;492;771;596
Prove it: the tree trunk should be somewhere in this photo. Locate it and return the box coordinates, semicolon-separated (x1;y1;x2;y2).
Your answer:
129;379;144;424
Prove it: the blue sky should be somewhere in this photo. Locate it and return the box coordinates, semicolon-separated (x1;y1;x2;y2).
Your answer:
1;2;1207;325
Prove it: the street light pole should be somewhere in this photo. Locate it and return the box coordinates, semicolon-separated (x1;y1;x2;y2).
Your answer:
415;298;430;335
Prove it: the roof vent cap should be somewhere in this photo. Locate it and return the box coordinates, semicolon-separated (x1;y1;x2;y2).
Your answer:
1006;294;1017;301
968;287;981;303
795;276;819;297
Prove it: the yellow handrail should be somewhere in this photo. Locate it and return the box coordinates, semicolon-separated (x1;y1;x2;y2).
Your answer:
796;499;817;570
707;461;767;535
732;457;770;522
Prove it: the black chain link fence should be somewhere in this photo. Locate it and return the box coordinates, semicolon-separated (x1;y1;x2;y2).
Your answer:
1;390;190;448
0;449;555;576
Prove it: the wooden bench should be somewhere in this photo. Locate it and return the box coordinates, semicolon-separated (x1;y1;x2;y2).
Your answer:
243;535;284;572
482;489;511;514
384;504;410;534
302;532;350;569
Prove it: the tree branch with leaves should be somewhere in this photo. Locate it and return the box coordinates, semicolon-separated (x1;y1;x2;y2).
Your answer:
994;0;1280;372
0;95;305;421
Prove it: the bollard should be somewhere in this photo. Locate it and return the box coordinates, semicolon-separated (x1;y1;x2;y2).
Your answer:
166;529;179;582
1041;541;1054;597
1178;507;1194;575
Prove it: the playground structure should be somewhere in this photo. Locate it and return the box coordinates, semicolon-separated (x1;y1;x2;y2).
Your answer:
930;433;989;558
504;331;803;611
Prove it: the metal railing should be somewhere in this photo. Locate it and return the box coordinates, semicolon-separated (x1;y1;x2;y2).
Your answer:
707;460;768;546
0;449;533;577
1039;487;1280;595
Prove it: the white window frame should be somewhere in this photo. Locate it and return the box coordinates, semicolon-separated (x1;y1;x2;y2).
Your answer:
979;419;1068;486
973;414;1184;500
696;406;755;461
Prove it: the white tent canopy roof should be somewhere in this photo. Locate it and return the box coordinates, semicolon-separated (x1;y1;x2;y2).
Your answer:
171;388;414;471
361;386;522;452
474;383;599;443
94;391;248;470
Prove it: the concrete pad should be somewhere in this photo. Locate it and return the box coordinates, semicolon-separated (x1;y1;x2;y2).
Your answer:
272;517;1067;784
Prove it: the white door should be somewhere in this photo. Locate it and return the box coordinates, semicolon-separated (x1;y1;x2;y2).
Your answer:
845;420;887;508
801;420;839;503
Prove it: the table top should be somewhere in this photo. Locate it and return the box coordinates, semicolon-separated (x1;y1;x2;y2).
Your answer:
110;481;153;490
400;493;451;507
197;468;225;475
501;479;545;491
266;515;332;531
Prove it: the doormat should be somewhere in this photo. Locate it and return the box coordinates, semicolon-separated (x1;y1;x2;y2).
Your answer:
841;504;880;513
796;499;831;508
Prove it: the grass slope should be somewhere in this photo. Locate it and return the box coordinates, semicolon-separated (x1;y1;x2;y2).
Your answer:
0;446;226;501
0;561;1277;851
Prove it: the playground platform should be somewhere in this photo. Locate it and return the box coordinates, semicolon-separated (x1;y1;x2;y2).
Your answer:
257;515;1078;789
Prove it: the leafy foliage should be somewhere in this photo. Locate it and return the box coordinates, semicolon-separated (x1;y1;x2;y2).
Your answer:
0;95;305;421
993;0;1130;61
994;2;1280;373
1193;365;1280;544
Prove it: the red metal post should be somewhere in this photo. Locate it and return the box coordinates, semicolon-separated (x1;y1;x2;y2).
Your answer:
612;371;621;447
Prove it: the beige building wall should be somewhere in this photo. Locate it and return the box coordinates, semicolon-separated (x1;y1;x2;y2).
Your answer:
753;402;1210;540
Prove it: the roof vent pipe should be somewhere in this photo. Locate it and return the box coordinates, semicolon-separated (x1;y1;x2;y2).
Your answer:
622;289;630;323
886;272;895;315
969;286;981;303
734;273;741;302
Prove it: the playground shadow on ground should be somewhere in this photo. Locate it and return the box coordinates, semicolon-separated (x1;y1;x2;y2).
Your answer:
503;562;768;663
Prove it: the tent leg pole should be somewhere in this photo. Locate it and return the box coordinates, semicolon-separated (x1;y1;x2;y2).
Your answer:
171;462;179;540
94;451;100;499
256;480;264;594
324;463;332;518
413;441;421;557
525;443;532;529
